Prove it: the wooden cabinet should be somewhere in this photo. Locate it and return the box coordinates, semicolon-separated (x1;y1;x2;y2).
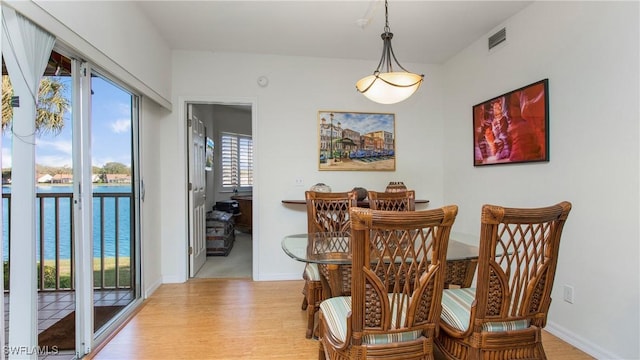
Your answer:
231;195;252;232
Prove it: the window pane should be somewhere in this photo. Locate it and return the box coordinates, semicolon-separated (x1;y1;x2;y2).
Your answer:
239;137;253;186
221;133;252;188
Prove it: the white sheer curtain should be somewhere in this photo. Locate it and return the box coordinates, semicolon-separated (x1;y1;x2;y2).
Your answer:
1;4;55;359
2;6;55;102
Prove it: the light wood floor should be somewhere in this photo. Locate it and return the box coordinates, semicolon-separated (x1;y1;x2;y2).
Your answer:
88;278;593;360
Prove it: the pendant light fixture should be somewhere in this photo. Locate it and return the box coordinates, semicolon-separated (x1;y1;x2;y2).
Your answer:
356;0;424;104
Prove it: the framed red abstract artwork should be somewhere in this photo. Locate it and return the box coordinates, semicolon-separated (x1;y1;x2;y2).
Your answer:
473;79;549;166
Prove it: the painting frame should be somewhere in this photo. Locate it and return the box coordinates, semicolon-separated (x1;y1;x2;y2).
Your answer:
473;79;549;166
205;137;214;171
318;110;396;171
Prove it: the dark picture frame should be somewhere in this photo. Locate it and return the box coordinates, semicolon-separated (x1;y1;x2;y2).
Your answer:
318;111;395;171
205;137;214;171
473;79;549;166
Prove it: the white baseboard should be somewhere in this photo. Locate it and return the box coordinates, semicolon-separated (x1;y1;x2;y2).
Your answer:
161;274;187;284
143;277;163;299
545;321;621;359
253;273;303;281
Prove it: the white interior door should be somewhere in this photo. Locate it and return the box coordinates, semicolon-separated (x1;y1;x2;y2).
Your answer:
188;104;207;276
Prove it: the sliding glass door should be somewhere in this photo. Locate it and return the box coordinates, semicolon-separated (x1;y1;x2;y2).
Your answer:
2;48;141;358
72;61;142;357
88;72;139;344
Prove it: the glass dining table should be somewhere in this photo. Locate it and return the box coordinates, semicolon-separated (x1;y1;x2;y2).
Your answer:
281;231;479;297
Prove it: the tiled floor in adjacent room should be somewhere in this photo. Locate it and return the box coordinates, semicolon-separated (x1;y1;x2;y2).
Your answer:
4;289;133;359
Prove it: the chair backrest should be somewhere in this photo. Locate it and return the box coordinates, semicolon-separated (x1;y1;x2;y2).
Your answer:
368;190;416;211
306;191;358;296
305;191;358;234
474;201;572;329
349;205;458;342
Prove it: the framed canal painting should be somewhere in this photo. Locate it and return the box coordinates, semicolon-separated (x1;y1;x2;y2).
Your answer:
473;79;549;166
318;111;395;171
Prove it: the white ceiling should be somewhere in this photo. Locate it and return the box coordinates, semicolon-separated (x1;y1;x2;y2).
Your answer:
135;0;533;64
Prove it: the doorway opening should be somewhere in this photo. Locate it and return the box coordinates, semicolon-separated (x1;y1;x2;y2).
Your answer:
186;101;254;279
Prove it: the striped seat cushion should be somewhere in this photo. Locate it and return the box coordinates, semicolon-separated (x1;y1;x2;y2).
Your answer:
440;288;530;332
303;263;321;281
320;296;422;344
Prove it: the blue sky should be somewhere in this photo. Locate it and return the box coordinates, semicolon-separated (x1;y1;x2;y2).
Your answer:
318;111;395;135
2;76;132;169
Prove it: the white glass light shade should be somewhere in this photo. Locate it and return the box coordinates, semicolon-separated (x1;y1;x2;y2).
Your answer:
356;72;423;105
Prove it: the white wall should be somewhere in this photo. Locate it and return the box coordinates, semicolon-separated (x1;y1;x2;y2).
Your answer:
7;0;173;108
160;51;444;282
139;97;167;297
442;2;639;359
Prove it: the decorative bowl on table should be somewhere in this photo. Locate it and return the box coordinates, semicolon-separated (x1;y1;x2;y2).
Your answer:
310;183;332;192
385;181;407;193
352;187;367;201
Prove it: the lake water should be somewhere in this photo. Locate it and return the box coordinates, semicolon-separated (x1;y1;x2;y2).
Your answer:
2;184;132;261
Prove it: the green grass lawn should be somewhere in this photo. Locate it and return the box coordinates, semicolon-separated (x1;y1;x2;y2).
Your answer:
4;257;132;289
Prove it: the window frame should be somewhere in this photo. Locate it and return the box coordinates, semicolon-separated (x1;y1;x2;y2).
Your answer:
220;132;253;191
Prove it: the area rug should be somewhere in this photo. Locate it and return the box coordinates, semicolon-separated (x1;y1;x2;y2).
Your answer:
38;305;124;350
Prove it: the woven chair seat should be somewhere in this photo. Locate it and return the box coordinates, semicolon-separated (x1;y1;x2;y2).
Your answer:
303;263;321;281
441;288;530;332
320;295;423;344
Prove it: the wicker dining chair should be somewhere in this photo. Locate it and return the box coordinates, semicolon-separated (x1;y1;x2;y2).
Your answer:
436;201;572;360
301;190;358;339
368;189;480;291
318;205;459;360
367;189;416;211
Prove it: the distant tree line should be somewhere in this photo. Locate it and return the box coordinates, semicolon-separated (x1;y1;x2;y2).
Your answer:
99;162;131;175
2;162;131;182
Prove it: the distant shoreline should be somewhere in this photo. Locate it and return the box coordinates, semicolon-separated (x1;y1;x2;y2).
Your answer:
2;183;132;187
41;257;131;275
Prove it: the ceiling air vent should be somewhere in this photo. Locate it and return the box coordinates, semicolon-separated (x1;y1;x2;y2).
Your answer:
488;28;506;50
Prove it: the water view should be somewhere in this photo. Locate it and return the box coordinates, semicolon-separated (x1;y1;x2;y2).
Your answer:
2;184;132;261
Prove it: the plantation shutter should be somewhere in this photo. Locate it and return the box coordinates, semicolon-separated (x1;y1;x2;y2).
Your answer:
221;133;253;188
239;137;253;186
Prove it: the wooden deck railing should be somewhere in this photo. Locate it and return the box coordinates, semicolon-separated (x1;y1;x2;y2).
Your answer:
2;191;134;291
